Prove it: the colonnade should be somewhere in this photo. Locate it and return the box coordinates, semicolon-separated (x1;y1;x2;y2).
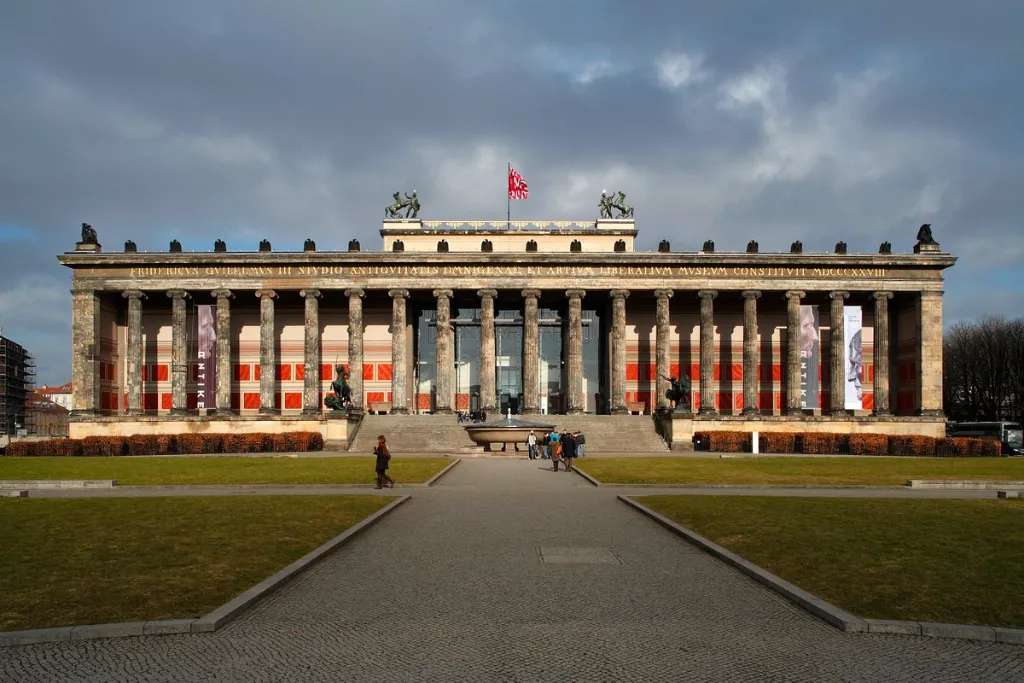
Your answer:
72;286;943;418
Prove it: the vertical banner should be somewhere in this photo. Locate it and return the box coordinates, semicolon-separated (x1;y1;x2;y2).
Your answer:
196;305;216;411
844;305;863;410
799;305;820;409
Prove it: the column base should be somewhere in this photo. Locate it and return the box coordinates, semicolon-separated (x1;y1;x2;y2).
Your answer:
740;408;759;418
566;408;585;415
698;408;718;416
831;409;851;417
170;408;190;416
213;408;236;417
125;408;144;417
610;407;629;415
301;408;322;417
433;407;454;415
917;409;945;417
785;407;804;416
873;409;891;417
258;407;280;415
522;407;539;415
390;407;410;415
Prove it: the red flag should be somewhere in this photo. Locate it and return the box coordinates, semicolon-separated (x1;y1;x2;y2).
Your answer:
508;166;529;200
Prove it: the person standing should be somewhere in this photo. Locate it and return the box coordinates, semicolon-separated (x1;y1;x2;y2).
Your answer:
374;435;394;489
575;431;585;458
562;431;577;472
527;430;538;460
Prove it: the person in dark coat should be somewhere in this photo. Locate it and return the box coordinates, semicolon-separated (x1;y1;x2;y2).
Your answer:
562;431;577;472
374;435;394;489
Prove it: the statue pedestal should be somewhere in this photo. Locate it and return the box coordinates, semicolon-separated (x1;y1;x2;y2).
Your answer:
75;241;101;253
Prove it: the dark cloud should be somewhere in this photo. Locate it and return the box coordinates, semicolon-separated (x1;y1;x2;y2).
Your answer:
1;1;1022;382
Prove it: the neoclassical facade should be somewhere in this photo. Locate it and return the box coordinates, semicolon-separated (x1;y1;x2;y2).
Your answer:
60;218;953;447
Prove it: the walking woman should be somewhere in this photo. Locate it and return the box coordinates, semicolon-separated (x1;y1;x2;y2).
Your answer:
374;435;394;489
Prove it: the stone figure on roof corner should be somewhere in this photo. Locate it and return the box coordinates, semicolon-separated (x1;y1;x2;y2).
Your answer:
80;223;98;244
916;224;937;245
384;190;421;219
599;191;634;219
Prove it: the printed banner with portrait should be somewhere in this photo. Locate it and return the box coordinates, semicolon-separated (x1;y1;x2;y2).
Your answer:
798;305;820;409
196;304;216;411
844;305;863;410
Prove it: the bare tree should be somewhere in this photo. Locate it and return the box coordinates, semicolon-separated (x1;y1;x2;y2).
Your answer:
944;317;1023;424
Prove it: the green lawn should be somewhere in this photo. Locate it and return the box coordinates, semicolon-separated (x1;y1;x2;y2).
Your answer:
0;495;392;631
637;495;1024;628
0;456;450;486
579;456;1024;486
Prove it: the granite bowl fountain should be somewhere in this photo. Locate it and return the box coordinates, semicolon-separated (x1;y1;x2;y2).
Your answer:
463;413;556;451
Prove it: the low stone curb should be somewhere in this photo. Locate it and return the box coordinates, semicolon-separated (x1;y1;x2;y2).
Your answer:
573;471;897;490
424;458;461;487
619;495;1024;645
573;467;601;487
1;490;28;497
0;495;411;648
908;479;1024;490
0;480;117;490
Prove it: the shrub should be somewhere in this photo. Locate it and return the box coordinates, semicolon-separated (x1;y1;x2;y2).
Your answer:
175;433;206;455
155;435;177;455
304;432;324;451
941;436;1001;457
126;434;160;456
888;435;937;456
849;434;889;456
759;432;798;454
801;433;845;455
700;431;750;453
81;436;126;456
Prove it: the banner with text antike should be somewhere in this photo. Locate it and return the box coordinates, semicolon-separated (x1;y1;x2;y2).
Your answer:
196;304;215;410
799;305;819;409
844;305;864;410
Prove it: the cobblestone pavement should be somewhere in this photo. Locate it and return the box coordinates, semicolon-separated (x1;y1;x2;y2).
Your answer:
4;459;1024;681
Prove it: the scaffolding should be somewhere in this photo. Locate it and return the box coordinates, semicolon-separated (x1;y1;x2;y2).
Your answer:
0;335;35;436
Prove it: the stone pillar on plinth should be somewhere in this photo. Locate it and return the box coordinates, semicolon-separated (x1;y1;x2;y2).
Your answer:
70;288;101;415
521;289;541;414
389;289;410;414
698;290;717;415
167;289;190;414
610;289;630;414
433;289;454;413
873;291;893;416
741;290;761;416
478;289;498;412
256;289;278;414
300;289;322;416
918;290;944;416
123;290;145;415
211;289;233;415
654;289;674;413
566;289;586;414
785;291;805;415
829;290;850;416
345;288;365;413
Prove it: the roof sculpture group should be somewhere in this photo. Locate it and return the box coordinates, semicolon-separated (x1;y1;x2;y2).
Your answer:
599;190;634;219
384;191;420;219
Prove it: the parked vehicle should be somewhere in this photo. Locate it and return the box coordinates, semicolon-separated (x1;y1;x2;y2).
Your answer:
947;421;1024;456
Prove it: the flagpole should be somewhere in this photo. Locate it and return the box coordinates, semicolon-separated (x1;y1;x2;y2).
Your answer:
506;161;511;229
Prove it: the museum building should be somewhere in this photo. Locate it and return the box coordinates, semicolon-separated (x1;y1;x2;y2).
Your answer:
60;215;953;448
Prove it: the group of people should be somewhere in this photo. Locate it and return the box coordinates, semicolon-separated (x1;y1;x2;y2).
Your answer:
526;430;586;472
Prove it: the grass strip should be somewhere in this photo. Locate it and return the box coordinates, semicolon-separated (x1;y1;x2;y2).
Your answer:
637;495;1024;628
0;495;392;631
0;456;450;486
580;456;1024;486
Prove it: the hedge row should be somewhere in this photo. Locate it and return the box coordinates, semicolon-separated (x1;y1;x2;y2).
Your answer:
4;432;325;457
692;431;1001;457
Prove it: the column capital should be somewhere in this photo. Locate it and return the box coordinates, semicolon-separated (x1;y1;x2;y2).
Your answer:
477;288;497;299
565;289;586;299
521;288;541;299
166;289;189;300
919;289;944;299
255;289;277;299
829;290;850;300
344;287;365;298
122;289;146;300
873;291;894;301
211;288;233;299
785;290;806;300
388;288;409;299
741;290;762;299
610;289;630;300
697;289;717;300
654;288;674;299
432;289;453;299
299;289;321;299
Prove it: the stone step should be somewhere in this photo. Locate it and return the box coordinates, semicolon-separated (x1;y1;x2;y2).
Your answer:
0;480;117;489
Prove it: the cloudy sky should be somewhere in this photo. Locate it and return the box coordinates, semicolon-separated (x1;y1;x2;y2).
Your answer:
2;2;1021;383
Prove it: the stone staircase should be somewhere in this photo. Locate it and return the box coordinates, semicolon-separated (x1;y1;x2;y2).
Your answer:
348;414;482;455
347;413;668;455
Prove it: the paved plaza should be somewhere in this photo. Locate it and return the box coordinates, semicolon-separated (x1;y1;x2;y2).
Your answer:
4;459;1024;681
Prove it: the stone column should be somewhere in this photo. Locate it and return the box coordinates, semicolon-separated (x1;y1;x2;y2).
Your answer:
256;289;277;414
785;290;805;415
654;289;674;413
742;290;761;416
918;290;944;416
873;291;893;416
433;289;454;413
389;289;410;414
167;289;190;414
566;289;586;414
345;288;365;413
71;288;101;415
521;289;541;414
478;289;498;412
211;289;233;415
300;289;322;415
698;290;717;415
829;290;850;415
122;290;145;415
610;289;630;414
